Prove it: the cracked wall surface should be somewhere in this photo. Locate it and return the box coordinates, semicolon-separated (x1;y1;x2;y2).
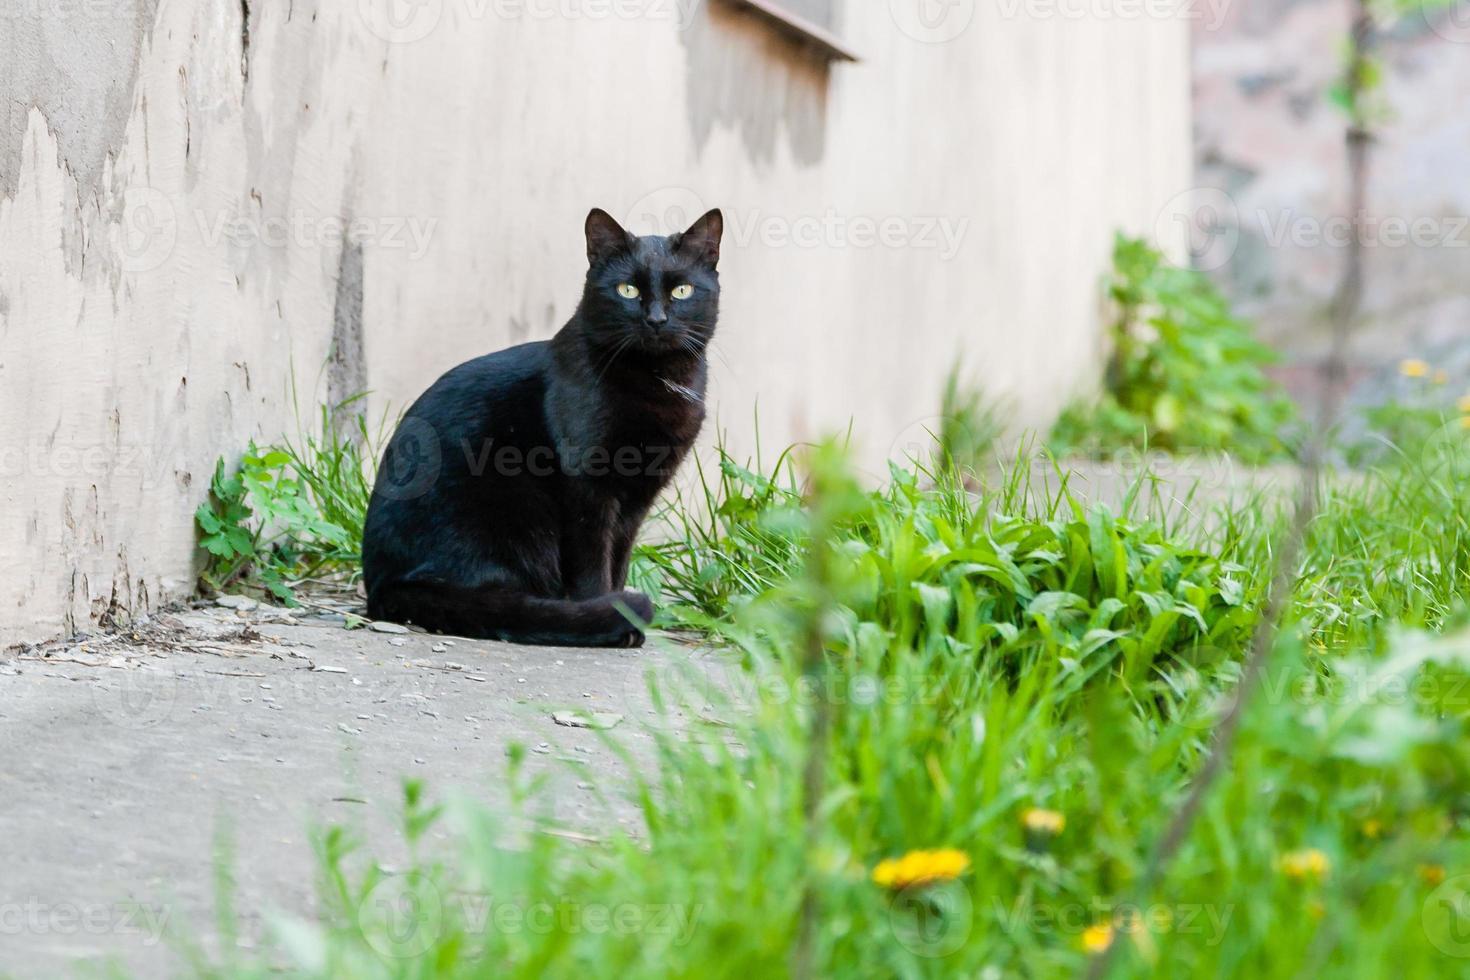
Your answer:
0;1;1190;645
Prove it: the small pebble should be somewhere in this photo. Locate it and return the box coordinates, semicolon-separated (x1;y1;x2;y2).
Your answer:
369;621;409;634
552;710;623;731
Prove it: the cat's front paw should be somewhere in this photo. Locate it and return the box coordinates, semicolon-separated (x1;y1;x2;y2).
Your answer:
604;591;652;648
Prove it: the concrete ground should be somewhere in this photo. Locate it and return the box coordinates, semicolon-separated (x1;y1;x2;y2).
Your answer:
0;603;728;978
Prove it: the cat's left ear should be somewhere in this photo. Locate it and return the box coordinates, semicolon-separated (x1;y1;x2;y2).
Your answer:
674;209;723;268
586;208;633;266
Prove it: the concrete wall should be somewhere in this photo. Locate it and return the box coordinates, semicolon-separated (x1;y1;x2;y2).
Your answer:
1193;1;1470;390
0;0;1191;646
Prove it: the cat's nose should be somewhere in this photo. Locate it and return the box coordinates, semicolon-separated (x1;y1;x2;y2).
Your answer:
644;308;669;329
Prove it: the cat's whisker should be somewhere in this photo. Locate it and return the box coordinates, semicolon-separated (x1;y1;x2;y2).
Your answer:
594;335;637;384
690;337;733;375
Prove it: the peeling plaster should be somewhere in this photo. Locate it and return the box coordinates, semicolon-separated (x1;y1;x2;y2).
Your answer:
329;240;367;413
240;0;254;82
0;2;159;201
682;1;832;168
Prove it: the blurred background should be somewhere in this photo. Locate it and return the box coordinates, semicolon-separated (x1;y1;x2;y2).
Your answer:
1193;0;1470;407
0;0;1464;645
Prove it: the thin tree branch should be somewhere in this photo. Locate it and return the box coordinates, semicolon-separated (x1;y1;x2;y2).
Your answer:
1083;2;1373;974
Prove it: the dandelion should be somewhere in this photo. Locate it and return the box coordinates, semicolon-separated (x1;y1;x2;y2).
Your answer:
1082;923;1113;954
1021;808;1066;835
1461;416;1470;431
871;849;970;889
1021;808;1065;853
1419;864;1446;887
1400;359;1430;379
1360;818;1383;840
1458;394;1470;414
1280;848;1331;881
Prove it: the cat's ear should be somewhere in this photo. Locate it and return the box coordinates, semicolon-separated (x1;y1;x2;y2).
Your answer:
585;208;633;266
674;209;723;268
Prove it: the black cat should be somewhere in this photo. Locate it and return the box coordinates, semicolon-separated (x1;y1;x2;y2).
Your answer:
361;207;723;648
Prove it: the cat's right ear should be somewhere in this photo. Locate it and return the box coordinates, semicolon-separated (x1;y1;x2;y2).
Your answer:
585;208;633;266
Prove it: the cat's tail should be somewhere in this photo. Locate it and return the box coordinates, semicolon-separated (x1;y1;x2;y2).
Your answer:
366;580;653;648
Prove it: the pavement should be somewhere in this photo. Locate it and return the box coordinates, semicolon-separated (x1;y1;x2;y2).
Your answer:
0;603;729;978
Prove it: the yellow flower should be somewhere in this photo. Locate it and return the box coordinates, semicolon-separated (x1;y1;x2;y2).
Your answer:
1280;848;1331;881
1082;923;1114;954
1400;359;1430;379
1457;394;1470;414
871;849;970;889
1360;818;1383;840
1419;864;1447;887
1021;808;1066;835
1461;416;1470;431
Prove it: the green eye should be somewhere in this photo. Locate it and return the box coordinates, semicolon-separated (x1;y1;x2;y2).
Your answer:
671;284;694;300
617;283;640;299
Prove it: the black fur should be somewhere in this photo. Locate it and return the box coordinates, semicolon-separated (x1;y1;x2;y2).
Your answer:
361;208;723;647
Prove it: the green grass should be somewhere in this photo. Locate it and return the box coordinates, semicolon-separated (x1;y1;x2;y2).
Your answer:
1049;236;1297;464
196;400;387;602
181;419;1470;978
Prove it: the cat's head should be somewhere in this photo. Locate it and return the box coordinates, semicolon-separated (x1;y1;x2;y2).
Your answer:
579;207;723;355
